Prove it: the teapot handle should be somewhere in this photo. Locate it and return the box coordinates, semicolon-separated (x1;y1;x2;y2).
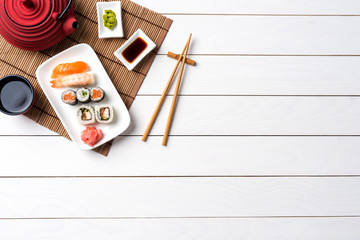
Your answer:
58;0;73;19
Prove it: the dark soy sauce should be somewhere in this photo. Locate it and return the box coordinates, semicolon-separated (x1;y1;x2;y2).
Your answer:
122;37;148;63
0;81;33;114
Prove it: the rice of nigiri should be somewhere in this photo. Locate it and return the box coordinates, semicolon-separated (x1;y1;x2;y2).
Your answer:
50;72;95;88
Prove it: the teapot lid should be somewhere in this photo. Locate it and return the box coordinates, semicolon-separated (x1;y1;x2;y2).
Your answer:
4;0;53;27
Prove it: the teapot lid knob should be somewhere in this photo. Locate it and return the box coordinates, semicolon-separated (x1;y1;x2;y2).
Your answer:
21;0;35;8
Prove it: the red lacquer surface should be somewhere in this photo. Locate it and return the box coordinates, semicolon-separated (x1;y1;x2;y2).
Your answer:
0;0;77;50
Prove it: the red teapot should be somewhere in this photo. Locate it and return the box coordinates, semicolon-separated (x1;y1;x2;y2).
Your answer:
0;0;78;51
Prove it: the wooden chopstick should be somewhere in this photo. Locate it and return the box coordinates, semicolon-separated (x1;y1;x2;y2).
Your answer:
162;34;192;146
141;35;192;142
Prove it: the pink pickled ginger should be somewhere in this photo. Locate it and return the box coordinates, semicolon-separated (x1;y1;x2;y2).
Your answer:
81;126;103;147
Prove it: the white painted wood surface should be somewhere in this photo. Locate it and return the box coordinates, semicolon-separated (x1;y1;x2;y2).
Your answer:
142;56;360;95
0;0;360;238
1;177;359;217
1;218;360;240
2;96;360;135
1;136;360;176
159;15;360;55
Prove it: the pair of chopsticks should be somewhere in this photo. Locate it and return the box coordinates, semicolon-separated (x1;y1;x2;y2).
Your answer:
142;34;192;146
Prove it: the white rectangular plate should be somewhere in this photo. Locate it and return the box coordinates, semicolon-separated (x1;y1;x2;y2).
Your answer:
36;44;131;150
97;1;124;38
114;29;156;71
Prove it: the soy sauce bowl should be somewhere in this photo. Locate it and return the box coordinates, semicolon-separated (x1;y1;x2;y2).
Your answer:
114;29;156;71
0;75;35;116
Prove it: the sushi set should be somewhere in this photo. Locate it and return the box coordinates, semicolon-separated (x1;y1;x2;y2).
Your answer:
0;0;173;153
36;44;130;150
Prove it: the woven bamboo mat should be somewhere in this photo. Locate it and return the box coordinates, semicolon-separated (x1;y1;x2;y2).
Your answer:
0;0;172;156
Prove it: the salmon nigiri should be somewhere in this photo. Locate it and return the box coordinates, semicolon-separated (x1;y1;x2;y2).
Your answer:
50;72;95;88
51;61;89;79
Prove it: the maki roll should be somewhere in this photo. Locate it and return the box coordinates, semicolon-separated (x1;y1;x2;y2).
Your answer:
90;87;105;102
61;89;77;105
77;106;95;125
95;105;114;123
76;88;90;103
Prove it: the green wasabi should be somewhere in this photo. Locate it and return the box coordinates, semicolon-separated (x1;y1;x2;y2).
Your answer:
103;9;117;30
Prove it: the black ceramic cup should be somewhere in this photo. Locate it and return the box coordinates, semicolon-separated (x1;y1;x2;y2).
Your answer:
0;75;35;115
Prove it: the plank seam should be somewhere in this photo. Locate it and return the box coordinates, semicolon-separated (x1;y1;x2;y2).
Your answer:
2;135;360;137
0;175;359;178
0;216;360;220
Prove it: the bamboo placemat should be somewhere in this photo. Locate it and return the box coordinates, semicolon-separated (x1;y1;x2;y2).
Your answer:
0;0;172;156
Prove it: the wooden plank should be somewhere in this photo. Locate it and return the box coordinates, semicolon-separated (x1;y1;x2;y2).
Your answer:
141;56;360;95
1;136;360;176
1;218;360;240
1;96;360;135
133;0;360;15
159;15;360;55
126;96;360;135
0;177;359;217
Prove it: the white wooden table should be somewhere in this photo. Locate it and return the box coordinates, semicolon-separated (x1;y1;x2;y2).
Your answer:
1;0;360;238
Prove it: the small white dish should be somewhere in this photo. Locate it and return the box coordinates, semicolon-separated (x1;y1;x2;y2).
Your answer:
36;44;131;150
97;1;123;38
114;29;156;71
